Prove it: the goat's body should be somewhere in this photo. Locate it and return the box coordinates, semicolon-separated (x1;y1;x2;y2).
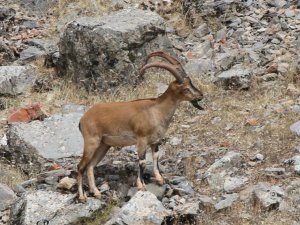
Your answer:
76;51;203;203
80;97;177;147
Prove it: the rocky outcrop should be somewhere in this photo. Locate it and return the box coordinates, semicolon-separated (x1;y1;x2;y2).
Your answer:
10;190;104;225
6;106;85;172
0;66;36;96
105;191;171;225
58;8;173;92
0;183;17;211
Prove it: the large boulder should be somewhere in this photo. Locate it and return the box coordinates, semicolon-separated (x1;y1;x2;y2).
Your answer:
6;108;84;172
58;8;173;92
10;190;104;225
105;191;170;225
0;66;36;96
0;183;17;211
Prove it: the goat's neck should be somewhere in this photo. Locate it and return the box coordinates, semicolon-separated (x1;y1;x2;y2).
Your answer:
156;89;181;126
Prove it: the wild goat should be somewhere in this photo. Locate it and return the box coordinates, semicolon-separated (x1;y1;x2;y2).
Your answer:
77;51;203;202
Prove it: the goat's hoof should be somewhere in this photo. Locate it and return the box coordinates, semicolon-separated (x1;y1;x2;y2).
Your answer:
78;196;87;203
94;193;101;199
156;178;164;186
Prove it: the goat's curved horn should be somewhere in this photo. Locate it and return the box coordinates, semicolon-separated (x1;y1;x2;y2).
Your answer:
140;62;184;83
145;51;187;77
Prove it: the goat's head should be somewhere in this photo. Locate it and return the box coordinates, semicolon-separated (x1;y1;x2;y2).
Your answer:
140;51;204;110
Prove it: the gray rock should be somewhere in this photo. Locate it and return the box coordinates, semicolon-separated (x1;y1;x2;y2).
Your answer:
58;8;172;92
275;0;287;7
214;193;239;210
175;201;199;215
105;191;170;225
146;183;167;200
215;51;237;70
295;165;300;175
224;176;248;193
10;190;104;225
253;182;283;209
157;83;168;95
0;183;17;211
206;151;242;175
6;111;84;172
251;153;264;161
16;0;58;15
193;23;209;38
264;167;286;176
18;46;46;63
290;121;300;136
169;137;182;146
205;151;242;191
184;58;212;75
214;65;252;90
0;66;36;96
169;176;195;196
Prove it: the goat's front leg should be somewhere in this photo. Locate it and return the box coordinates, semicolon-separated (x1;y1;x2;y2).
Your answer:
151;144;164;185
136;138;147;191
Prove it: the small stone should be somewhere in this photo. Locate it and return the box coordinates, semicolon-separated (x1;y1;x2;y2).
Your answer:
100;182;110;193
224;176;248;193
214;193;239;210
265;167;285;176
170;137;182;146
295;165;300;175
251;153;264;161
0;183;17;210
290;121;300;136
285;9;295;17
57;177;77;190
193;23;209;38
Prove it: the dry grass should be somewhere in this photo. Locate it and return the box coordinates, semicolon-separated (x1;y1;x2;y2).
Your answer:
0;161;28;188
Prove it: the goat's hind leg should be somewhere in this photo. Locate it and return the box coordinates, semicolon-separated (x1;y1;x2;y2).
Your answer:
77;136;101;203
86;143;110;199
151;144;164;185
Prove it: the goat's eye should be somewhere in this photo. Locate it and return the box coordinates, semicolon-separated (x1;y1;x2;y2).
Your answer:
184;88;190;93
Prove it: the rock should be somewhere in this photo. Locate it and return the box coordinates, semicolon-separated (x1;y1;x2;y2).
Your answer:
214;65;253;90
6;110;84;172
205;151;242;191
0;183;17;211
199;195;214;209
169;137;182;146
10;190;104;225
0;66;36;96
206;151;242;175
18;46;45;63
224;176;248;193
214;193;239;210
250;153;264;161
169;176;195;196
59;8;172;92
105;191;170;225
184;58;212;75
193;23;209;38
100;182;110;193
157;83;168;95
264;167;285;175
175;201;199;215
146;183;167;200
17;0;58;15
7;103;45;124
57;177;77;190
295;165;300;175
290;120;300;136
253;182;283;210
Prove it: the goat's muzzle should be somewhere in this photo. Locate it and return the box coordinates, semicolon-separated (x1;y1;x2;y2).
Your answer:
190;99;204;110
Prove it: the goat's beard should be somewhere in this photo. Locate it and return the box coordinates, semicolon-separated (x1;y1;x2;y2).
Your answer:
190;99;204;110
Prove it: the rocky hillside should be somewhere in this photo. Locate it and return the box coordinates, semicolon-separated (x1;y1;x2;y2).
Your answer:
1;0;300;224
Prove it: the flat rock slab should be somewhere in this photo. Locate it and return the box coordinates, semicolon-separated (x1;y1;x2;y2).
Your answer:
106;191;171;225
10;190;104;225
290;120;300;136
214;65;252;90
59;8;173;92
7;111;84;172
0;183;17;211
0;66;36;96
